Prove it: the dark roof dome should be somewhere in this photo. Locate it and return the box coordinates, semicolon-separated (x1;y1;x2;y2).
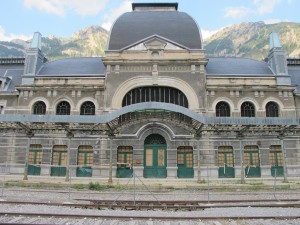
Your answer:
108;3;203;50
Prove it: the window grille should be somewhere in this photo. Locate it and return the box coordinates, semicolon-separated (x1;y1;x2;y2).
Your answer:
144;134;166;145
216;101;230;117
266;102;279;117
56;101;71;115
33;101;46;115
80;101;95;115
122;86;188;108
241;102;255;117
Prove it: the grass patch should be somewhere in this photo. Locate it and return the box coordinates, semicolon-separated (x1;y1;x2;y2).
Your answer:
247;182;264;185
72;183;86;190
5;181;65;189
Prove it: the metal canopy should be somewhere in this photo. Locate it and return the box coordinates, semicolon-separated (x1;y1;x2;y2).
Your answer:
0;102;299;136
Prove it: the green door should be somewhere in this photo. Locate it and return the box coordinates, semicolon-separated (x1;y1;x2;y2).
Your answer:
116;146;133;178
28;144;42;176
177;147;194;178
244;146;261;178
51;145;67;177
270;145;284;177
218;146;235;178
144;144;167;178
76;145;93;177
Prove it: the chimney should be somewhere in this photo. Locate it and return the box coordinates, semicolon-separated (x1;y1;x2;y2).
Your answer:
267;32;291;85
22;32;45;84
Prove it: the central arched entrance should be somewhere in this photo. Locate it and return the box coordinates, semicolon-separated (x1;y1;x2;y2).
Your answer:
143;134;167;178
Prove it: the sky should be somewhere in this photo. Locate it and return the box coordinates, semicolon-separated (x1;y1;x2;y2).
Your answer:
0;0;299;41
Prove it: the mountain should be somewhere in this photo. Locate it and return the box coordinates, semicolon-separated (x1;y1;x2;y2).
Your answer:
0;25;109;60
204;22;300;60
1;22;300;61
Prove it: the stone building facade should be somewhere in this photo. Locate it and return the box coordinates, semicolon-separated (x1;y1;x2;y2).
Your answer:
1;3;300;181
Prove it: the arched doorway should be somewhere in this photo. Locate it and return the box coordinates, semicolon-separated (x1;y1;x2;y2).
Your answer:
144;134;167;178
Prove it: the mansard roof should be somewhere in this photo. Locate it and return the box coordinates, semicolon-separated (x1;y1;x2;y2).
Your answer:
0;64;24;91
289;66;300;91
37;57;105;77
206;57;274;76
108;11;202;50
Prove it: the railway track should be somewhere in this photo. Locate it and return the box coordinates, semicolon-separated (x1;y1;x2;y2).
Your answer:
1;198;300;211
0;212;299;220
0;199;299;224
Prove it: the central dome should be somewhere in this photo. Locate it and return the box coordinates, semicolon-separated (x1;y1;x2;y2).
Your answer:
108;3;203;51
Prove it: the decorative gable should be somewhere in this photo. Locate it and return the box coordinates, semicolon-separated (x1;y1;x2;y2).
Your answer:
126;36;185;51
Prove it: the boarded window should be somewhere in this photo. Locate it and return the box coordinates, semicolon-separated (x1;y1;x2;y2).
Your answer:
146;149;153;166
77;145;93;166
52;145;67;166
117;146;133;168
28;144;42;164
244;145;260;166
270;145;283;167
218;146;234;167
158;148;165;166
177;146;193;168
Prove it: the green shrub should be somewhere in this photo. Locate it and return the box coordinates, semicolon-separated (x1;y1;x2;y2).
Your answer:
88;182;101;190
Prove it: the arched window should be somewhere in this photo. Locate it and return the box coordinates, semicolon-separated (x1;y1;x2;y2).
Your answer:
241;102;255;117
216;101;230;117
80;101;95;115
266;102;279;117
56;101;70;115
122;86;188;108
33;101;46;115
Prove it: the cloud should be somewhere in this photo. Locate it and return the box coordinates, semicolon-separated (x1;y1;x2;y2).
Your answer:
201;28;222;40
23;0;65;16
102;0;132;31
253;0;281;14
264;19;282;24
23;0;108;17
224;7;251;19
0;26;32;41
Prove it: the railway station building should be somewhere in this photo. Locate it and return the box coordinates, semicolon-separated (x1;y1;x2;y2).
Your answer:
1;2;300;182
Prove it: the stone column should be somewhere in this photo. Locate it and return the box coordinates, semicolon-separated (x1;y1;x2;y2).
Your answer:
23;131;34;180
65;132;74;182
279;135;288;182
108;134;115;184
197;137;201;183
238;134;245;183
